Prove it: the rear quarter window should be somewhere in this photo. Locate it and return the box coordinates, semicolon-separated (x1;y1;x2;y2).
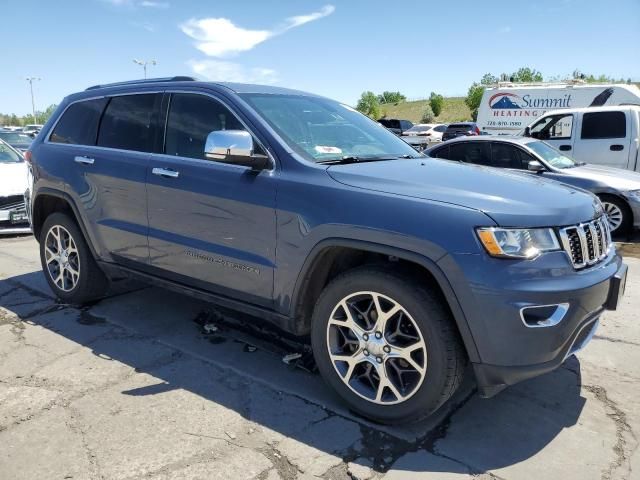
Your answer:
581;111;626;139
49;98;107;145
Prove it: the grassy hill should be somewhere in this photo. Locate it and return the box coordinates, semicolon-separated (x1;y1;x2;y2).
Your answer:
379;97;471;124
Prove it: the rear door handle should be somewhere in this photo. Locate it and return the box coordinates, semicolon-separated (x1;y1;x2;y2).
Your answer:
152;167;180;178
74;156;95;165
610;144;624;151
559;145;572;151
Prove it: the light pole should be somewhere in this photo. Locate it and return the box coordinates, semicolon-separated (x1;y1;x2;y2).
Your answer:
133;59;157;79
25;77;41;124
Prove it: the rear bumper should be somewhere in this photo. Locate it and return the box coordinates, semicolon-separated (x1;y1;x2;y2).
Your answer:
438;249;625;397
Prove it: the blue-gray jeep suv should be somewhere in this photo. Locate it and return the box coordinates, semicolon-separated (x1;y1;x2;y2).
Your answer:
25;77;627;424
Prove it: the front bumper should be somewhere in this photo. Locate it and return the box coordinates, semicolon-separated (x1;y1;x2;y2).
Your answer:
623;193;640;228
438;249;626;397
0;197;31;235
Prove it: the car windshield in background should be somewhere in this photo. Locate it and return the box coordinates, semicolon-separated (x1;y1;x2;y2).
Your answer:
527;141;576;169
0;132;32;145
0;141;23;163
406;125;432;133
240;94;421;162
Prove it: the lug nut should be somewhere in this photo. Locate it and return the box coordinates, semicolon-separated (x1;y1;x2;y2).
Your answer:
383;345;391;353
376;357;383;364
363;349;369;356
375;332;382;339
362;333;369;341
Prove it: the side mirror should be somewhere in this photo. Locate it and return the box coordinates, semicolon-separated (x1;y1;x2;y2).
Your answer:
528;160;545;173
204;130;270;171
524;127;531;137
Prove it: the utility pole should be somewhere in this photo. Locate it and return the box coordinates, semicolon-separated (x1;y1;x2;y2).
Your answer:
133;59;157;79
25;77;41;124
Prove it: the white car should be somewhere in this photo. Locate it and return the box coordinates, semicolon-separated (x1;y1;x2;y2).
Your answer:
0;139;30;234
401;123;447;148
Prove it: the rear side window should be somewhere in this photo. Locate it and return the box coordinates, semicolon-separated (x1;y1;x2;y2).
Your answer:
97;94;161;152
581;111;626;139
491;143;525;169
164;93;245;160
448;142;491;166
50;98;107;145
429;145;449;159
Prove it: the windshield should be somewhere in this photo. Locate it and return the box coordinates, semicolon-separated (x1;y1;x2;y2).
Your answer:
240;93;421;162
526;141;576;169
0;140;23;163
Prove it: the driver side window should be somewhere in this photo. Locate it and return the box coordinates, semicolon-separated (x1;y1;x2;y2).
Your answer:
530;114;573;140
165;93;247;161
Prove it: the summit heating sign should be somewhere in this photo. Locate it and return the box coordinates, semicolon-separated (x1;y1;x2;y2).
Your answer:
489;92;573;110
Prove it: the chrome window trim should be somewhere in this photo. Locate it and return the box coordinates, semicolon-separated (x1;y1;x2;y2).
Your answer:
43;88;276;172
160;89;276;172
44;90;164;145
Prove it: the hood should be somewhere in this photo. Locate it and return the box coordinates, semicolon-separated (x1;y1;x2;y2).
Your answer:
562;164;640;191
0;162;28;197
327;158;602;227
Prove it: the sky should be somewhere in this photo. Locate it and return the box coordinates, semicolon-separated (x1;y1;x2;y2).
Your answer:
1;0;639;116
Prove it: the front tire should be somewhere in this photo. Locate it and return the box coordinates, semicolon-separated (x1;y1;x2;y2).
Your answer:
311;266;466;424
39;212;109;304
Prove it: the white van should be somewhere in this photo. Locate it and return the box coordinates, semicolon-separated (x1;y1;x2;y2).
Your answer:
523;105;640;171
477;82;640;135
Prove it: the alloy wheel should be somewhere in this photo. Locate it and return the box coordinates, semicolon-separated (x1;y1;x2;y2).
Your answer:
326;291;427;405
602;201;624;233
44;225;81;292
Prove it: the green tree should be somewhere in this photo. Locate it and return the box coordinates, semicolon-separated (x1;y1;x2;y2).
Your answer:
356;91;381;119
377;91;406;104
510;67;543;83
421;105;435;123
465;83;485;121
480;73;498;85
428;92;444;117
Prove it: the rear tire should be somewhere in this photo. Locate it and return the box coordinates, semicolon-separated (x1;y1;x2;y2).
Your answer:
598;194;631;236
39;212;109;304
311;265;466;424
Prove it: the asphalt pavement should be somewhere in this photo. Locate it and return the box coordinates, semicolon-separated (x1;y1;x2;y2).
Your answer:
0;235;638;480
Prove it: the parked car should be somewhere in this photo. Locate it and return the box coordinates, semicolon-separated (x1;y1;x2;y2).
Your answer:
402;123;447;146
441;122;481;141
2;126;23;132
427;136;640;235
523;106;640;171
378;118;413;136
0;131;33;152
0;139;30;234
22;124;43;136
26;77;626;424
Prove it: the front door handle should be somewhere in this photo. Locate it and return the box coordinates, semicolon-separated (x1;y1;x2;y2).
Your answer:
74;156;95;165
610;144;624;151
152;167;180;178
559;145;572;151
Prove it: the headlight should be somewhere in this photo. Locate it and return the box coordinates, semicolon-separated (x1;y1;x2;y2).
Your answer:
476;227;560;259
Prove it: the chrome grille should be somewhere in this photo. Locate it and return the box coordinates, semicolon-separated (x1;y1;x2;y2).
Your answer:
559;217;611;269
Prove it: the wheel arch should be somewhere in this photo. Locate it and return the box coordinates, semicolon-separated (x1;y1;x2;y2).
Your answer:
291;238;480;363
31;189;99;259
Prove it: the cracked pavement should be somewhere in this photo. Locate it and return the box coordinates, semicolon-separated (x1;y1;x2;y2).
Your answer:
0;235;638;479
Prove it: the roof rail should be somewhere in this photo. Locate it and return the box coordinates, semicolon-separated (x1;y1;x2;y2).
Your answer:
86;76;197;91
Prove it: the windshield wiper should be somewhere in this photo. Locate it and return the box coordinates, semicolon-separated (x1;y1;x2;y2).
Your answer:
317;154;419;165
